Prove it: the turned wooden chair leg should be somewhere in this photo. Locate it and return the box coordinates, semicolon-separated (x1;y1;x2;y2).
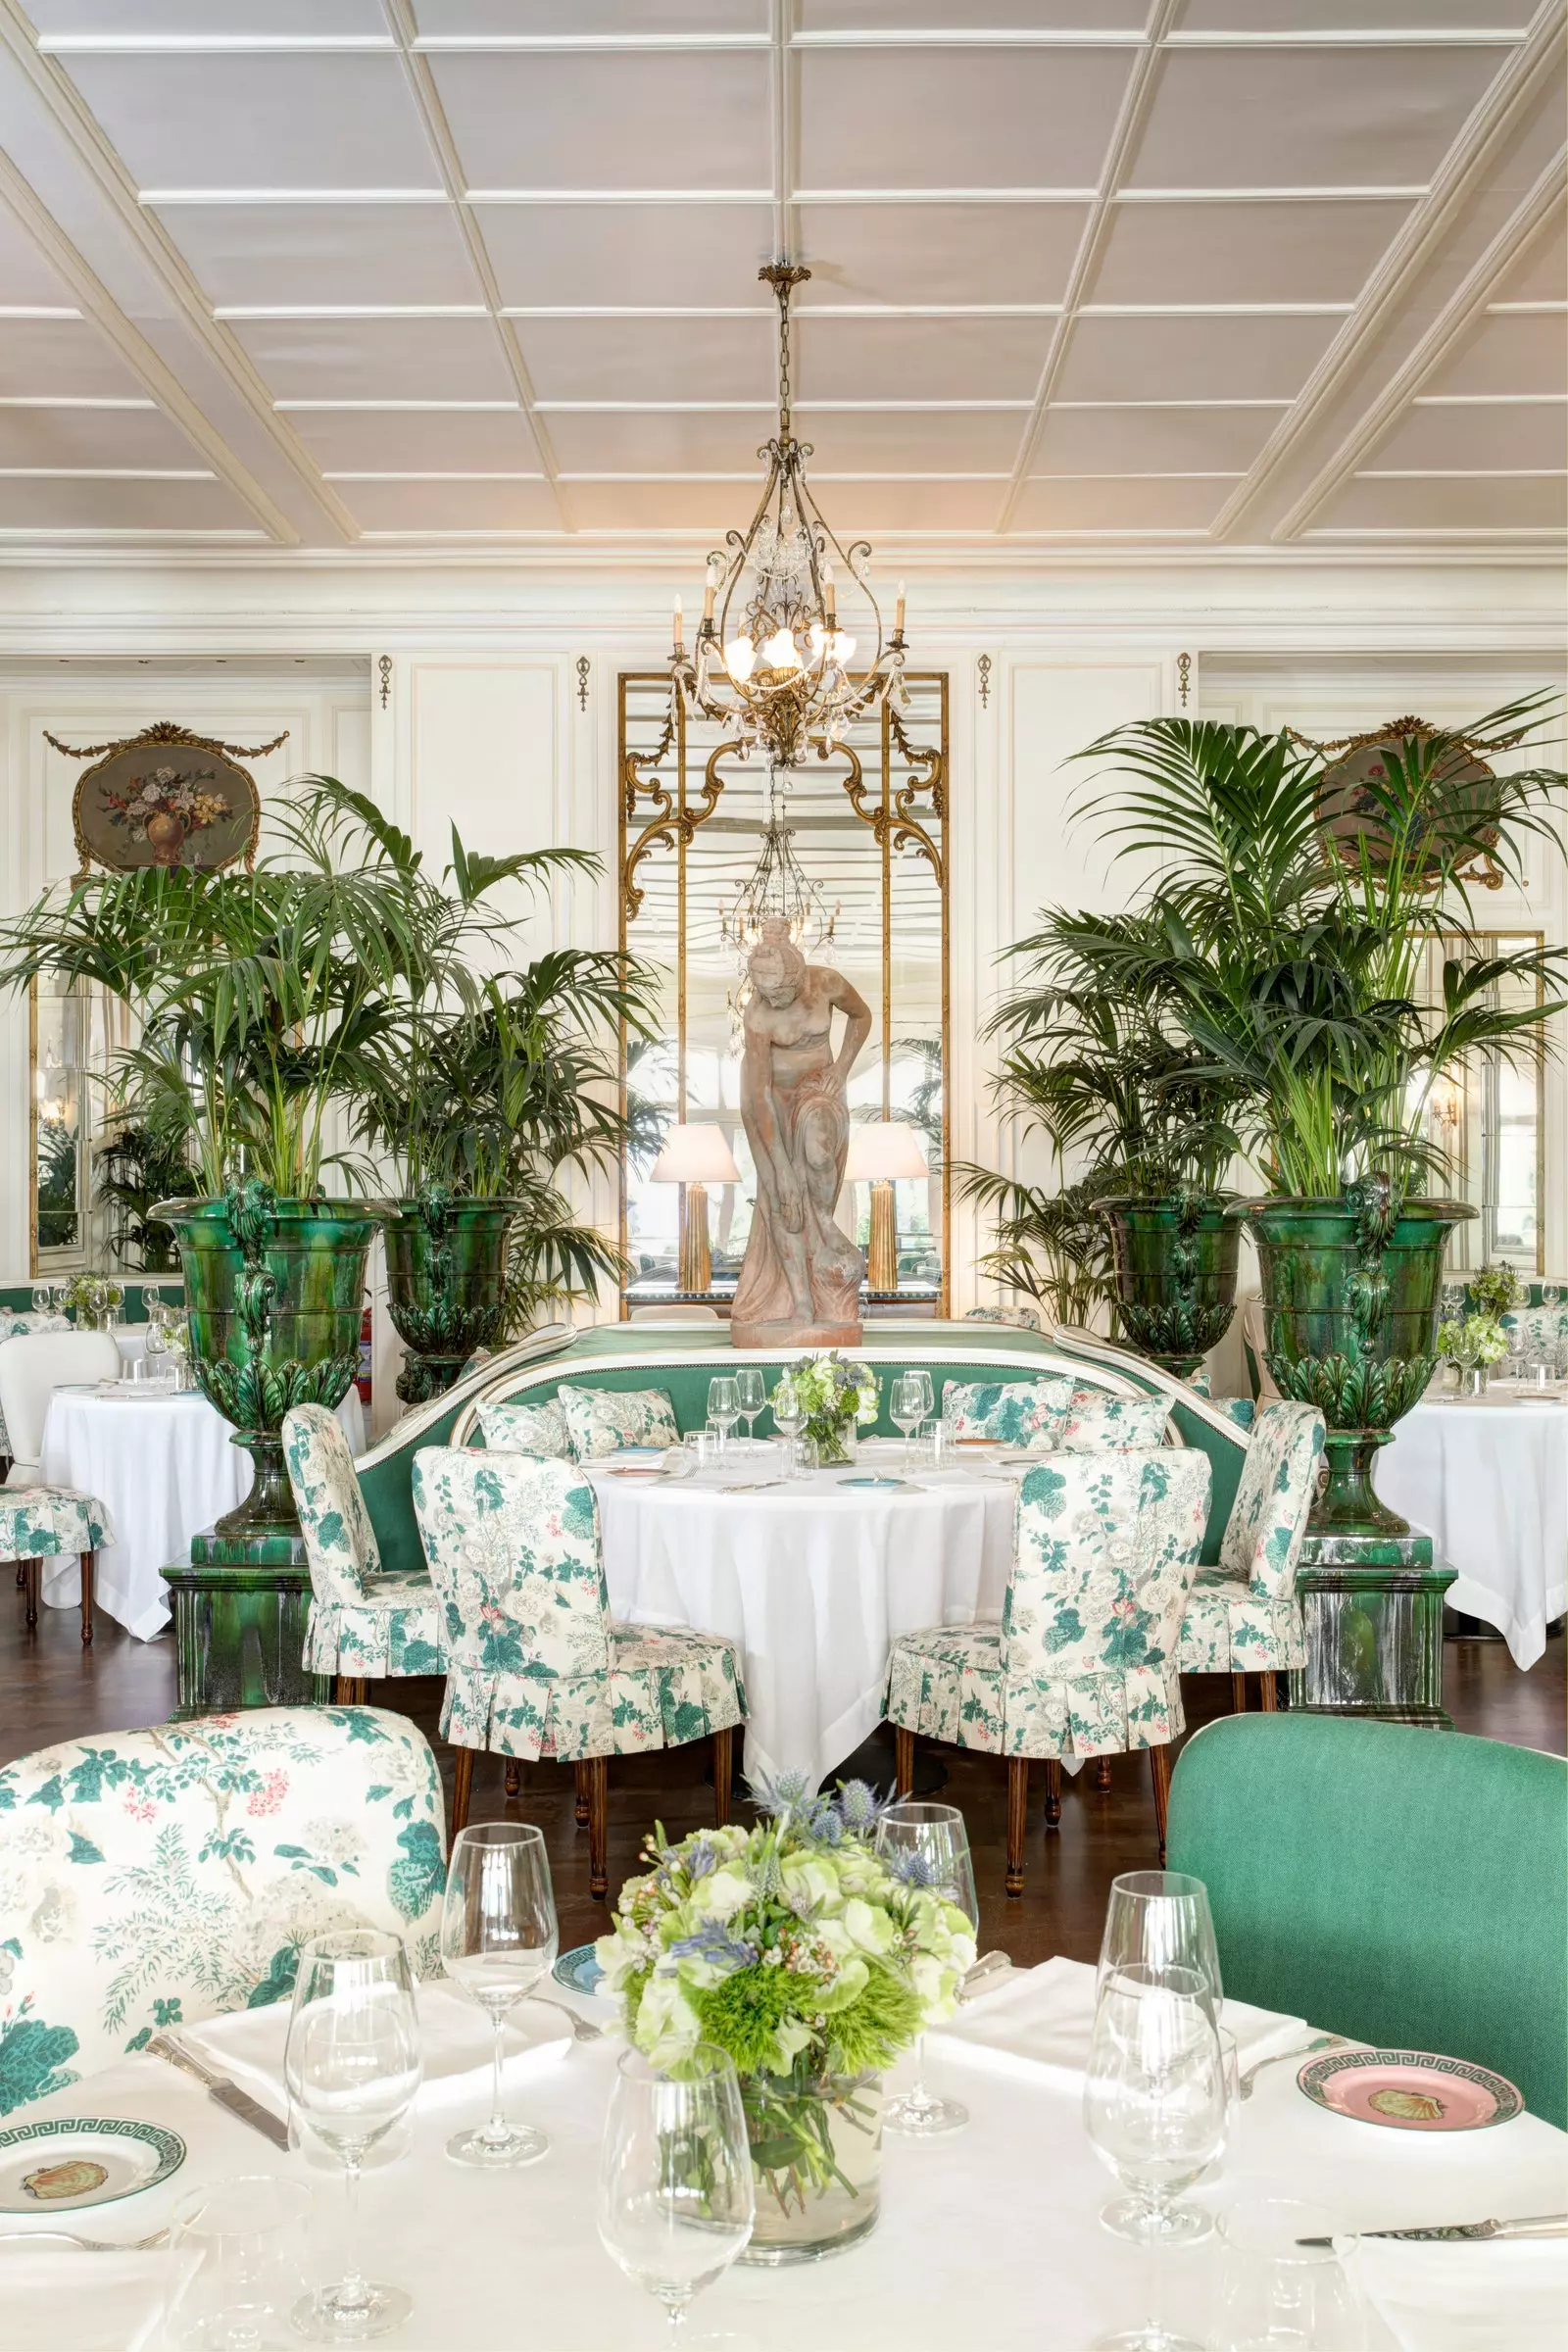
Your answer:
1004;1756;1029;1896
450;1744;474;1842
711;1727;734;1828
1259;1671;1280;1713
504;1760;521;1797
584;1755;611;1898
1231;1672;1249;1715
574;1761;590;1826
1149;1741;1173;1859
1044;1758;1062;1828
14;1563;24;1589
78;1549;94;1646
1094;1755;1113;1791
24;1560;40;1631
894;1725;915;1797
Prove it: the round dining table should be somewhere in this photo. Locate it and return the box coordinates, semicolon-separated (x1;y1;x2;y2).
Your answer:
589;1440;1018;1790
1373;1390;1568;1668
36;1381;367;1642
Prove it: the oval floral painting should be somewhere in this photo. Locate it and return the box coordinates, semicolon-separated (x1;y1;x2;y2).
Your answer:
57;724;269;876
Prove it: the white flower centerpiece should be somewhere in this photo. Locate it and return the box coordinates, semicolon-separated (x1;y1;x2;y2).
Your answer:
778;1351;879;1466
1436;1310;1510;1394
596;1774;977;2263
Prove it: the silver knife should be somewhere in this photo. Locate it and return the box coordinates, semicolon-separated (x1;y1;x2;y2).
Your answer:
1297;2215;1568;2246
146;2031;292;2151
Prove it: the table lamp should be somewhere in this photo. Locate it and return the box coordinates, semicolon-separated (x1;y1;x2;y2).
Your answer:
844;1120;928;1294
648;1122;742;1294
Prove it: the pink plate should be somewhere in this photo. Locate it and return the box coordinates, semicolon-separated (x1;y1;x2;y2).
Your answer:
1298;2049;1522;2132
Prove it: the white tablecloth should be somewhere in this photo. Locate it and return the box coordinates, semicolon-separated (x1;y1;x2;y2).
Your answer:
1373;1396;1568;1669
591;1443;1017;1788
9;1976;1565;2352
35;1385;367;1642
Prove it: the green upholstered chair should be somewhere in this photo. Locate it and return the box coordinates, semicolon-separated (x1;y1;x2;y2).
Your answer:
1166;1713;1568;2130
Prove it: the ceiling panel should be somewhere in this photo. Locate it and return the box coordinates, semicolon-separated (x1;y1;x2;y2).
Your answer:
476;202;772;312
1422;310;1568;396
0;476;260;531
798;2;1150;24
565;475;1006;530
1316;473;1567;529
796;406;1032;468
153;203;483;309
1489;216;1568;304
430;52;771;191
545;404;1029;471
1128;46;1508;189
230;318;515;403
796;46;1133;189
562;479;762;530
337;478;563;532
794;316;1052;399
1055;313;1340;401
0;204;74;308
517;316;776;402
24;0;386;26
1370;400;1567;472
1033;402;1276;470
280;407;545;470
1011;473;1227;527
60;56;441;191
1090;198;1415;305
0;406;203;468
0;319;150;400
412;0;769;29
1176;1;1534;25
796;202;1087;307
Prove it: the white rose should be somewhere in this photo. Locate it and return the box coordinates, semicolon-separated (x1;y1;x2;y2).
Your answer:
635;1970;703;2070
690;1867;751;1925
840;1897;896;1957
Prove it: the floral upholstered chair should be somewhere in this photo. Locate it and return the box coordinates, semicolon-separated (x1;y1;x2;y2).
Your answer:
0;1485;113;1647
283;1404;447;1702
940;1374;1075;1448
1177;1399;1324;1712
962;1304;1043;1332
411;1446;747;1894
0;1706;446;2119
1184;1367;1256;1432
884;1446;1210;1888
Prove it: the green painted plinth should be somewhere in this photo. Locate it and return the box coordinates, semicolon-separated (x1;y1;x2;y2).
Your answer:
1290;1533;1456;1727
162;1527;328;1718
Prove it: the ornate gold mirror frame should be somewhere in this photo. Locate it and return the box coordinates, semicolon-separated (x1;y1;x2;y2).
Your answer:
618;671;951;1317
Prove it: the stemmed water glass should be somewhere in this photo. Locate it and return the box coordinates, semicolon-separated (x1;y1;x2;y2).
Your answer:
874;1800;979;2136
733;1366;765;1452
1098;1871;1223;2023
284;1929;422;2342
599;2043;755;2340
770;1375;804;1472
440;1821;559;2169
30;1283;49;1315
890;1373;926;1468
707;1377;740;1459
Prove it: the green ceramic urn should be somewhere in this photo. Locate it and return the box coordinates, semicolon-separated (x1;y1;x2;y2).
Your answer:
1098;1193;1240;1378
1230;1180;1473;1539
377;1190;521;1404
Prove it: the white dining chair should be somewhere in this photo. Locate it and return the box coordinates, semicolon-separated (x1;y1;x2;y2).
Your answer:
0;1329;122;1484
626;1304;723;1325
0;1330;121;1643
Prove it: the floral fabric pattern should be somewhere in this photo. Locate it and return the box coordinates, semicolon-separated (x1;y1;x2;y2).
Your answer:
1177;1399;1323;1675
0;1484;113;1560
963;1305;1043;1332
476;1396;573;1459
557;1384;679;1461
0;1706;446;2119
1182;1371;1255;1430
1057;1389;1171;1451
940;1375;1074;1450
884;1446;1209;1761
411;1446;745;1763
284;1404;445;1677
1501;1304;1568;1362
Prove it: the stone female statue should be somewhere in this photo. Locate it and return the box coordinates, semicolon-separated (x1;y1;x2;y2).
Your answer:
731;918;871;1348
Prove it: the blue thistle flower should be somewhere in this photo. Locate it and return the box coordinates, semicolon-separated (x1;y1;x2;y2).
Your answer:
884;1847;943;1888
832;1778;895;1834
667;1925;758;1974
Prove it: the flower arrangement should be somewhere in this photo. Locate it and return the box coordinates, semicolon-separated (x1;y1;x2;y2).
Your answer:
596;1774;976;2258
775;1350;879;1465
102;764;231;863
1436;1312;1509;1382
1466;1262;1522;1322
62;1272;123;1329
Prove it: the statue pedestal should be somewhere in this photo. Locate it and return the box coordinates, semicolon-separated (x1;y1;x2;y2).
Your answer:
1289;1531;1455;1727
162;1527;329;1718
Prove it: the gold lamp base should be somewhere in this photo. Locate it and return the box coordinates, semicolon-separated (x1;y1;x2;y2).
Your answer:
867;1177;899;1294
678;1180;711;1295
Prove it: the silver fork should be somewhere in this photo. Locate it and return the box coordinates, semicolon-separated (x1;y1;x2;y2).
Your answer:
528;1993;605;2043
0;2228;171;2252
1240;2033;1351;2099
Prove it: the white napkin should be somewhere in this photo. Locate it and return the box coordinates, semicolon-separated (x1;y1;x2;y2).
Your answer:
1346;2235;1568;2352
0;2249;190;2352
179;1979;571;2121
927;1954;1306;2091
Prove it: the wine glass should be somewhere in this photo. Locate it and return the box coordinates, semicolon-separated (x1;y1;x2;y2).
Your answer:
440;1820;559;2169
707;1377;740;1457
908;1368;934;1426
164;2174;313;2351
873;1800;979;2136
890;1373;926;1468
48;1281;67;1314
770;1374;803;1470
733;1366;765;1452
1098;1871;1223;2023
285;1929;422;2342
1086;1966;1226;2249
30;1284;49;1314
599;2043;755;2340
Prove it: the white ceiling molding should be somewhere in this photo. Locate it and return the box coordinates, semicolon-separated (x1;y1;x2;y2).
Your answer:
1205;5;1567;545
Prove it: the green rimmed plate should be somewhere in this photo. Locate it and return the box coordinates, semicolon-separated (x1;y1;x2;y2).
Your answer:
0;2118;186;2213
1298;2049;1523;2132
552;1943;606;1999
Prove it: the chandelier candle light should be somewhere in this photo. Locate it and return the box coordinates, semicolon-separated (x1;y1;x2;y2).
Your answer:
668;263;911;774
845;1120;929;1295
648;1121;742;1296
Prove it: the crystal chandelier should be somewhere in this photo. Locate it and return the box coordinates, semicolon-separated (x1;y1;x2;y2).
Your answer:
718;811;839;959
668;261;910;772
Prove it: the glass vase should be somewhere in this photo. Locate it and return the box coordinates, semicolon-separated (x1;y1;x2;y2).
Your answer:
806;1416;857;1467
738;2067;884;2265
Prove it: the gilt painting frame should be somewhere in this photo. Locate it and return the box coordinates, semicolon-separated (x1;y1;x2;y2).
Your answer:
47;720;281;882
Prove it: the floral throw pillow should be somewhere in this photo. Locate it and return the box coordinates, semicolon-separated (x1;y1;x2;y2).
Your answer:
476;1397;573;1459
1057;1388;1171;1451
941;1374;1075;1451
557;1383;679;1461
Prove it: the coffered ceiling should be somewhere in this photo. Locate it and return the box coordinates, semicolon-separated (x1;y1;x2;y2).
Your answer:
0;0;1561;557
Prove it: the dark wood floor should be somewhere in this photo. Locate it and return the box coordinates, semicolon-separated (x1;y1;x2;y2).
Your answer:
5;1591;1562;1965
